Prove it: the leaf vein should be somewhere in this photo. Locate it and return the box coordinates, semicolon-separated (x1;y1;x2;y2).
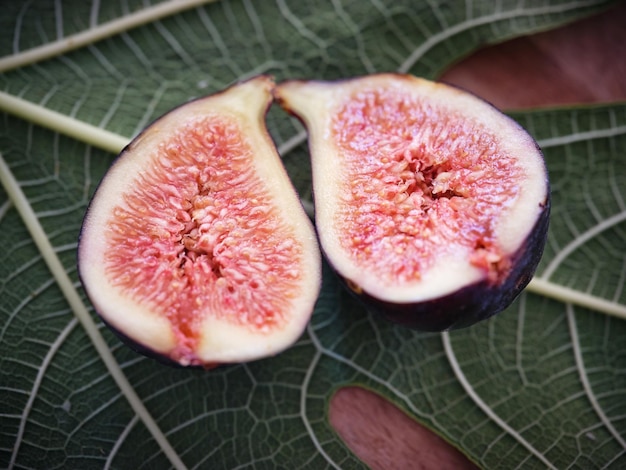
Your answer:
0;0;220;73
567;305;626;449
8;318;78;470
398;0;609;73
104;415;139;470
442;331;558;470
540;210;626;280
300;326;341;470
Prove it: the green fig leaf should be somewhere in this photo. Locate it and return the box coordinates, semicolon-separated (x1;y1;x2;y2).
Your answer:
1;1;624;469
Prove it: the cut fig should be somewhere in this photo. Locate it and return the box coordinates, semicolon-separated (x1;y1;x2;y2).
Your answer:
78;76;321;367
275;74;549;331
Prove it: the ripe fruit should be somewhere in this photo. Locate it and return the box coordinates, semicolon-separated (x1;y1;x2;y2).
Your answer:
275;73;550;331
78;76;321;367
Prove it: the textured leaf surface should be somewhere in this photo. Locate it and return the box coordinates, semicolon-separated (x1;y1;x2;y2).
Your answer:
1;1;625;468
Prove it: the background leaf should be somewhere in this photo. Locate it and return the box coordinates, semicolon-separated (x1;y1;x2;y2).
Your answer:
1;0;625;468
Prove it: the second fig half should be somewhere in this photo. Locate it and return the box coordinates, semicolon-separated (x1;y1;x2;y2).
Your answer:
275;74;550;331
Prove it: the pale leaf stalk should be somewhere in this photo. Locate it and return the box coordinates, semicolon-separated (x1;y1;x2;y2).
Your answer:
0;91;128;154
0;0;218;73
0;154;187;470
526;278;626;320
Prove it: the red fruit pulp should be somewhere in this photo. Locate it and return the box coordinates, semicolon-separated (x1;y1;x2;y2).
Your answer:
333;88;522;285
104;115;304;360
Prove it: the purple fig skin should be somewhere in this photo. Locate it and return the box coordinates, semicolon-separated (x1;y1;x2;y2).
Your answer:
338;196;550;332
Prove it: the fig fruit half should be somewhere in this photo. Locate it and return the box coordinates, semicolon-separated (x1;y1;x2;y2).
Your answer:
275;74;549;331
78;76;321;367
